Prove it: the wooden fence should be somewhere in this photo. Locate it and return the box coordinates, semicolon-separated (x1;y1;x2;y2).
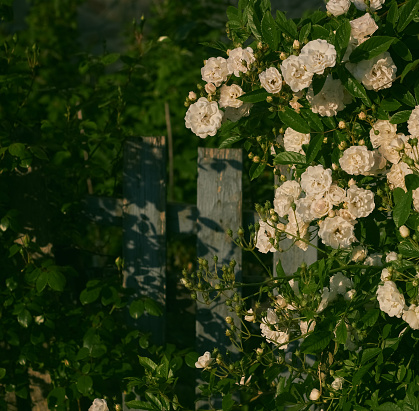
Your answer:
84;136;317;409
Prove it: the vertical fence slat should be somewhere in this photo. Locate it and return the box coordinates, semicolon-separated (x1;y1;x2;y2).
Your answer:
122;137;167;345
196;147;243;355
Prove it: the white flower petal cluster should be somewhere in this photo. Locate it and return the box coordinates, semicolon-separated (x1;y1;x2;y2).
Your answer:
219;84;244;108
318;216;356;249
408;106;419;137
385;252;398;262
227;47;255;77
284;127;310;154
300;40;337;75
387;162;412;191
299;319;316;335
244;308;256;322
352;0;386;11
351;245;367;262
296;195;332;222
376;281;405;318
326;0;351;16
306;75;347;117
381;268;392;281
346;185;375;218
351;52;396;91
280;55;313;92
339;146;375;175
403;305;419;330
331;377;344;390
379;134;405;164
223;102;252;123
330;272;353;295
276;180;302;200
260;308;289;348
326;184;346;206
259;67;283;94
364;253;383;266
195;351;214;368
185;97;223;139
301;165;333;198
285;211;310;251
89;399;109;411
256;219;276;253
201;57;229;87
274;181;302;217
350;13;379;42
369;120;397;149
309;388;321;401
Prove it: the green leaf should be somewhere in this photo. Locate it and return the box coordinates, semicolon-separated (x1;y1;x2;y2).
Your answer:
185;351;199;368
36;271;48;293
359;309;379;328
390;110;412;124
244;4;261;40
335;19;351;62
398;240;419;258
391;39;412;61
349;36;395;63
238;88;269;102
47;387;66;407
9;143;26;158
76;347;90;360
391;84;417;107
276;259;286;278
29;146;48;160
48;270;66;291
227;6;240;22
401;59;419;82
278;107;310;133
352;363;374;386
380;98;402;112
335;320;347;345
336;65;371;107
300;331;333;354
144;298;163;316
275;10;297;38
101;53;120;65
80;281;101;304
199;41;229;53
261;11;278;50
273;151;306;165
361;348;381;364
299;23;311;44
18;309;32;328
312;24;330;40
139;356;158;372
125;400;159;411
403;393;419;411
393;189;412;227
76;375;93;395
222;394;235;411
219;134;245;148
0;368;5;379
300;109;323;132
376;403;402;411
312;74;327;96
129;299;145;319
397;0;419;32
386;0;399;28
249;161;266;180
406;174;419;190
305;133;323;164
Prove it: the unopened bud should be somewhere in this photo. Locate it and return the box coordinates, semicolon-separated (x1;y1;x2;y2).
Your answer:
400;225;410;238
338;121;346;129
358;139;365;146
188;91;197;101
338;141;347;150
332;163;338;171
279;52;287;60
257;41;263;50
293;40;300;50
253;156;260;163
309;388;321;401
358;111;366;120
266;96;273;103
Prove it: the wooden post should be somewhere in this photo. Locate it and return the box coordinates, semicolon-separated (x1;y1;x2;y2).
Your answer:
195;148;242;408
122;137;167;346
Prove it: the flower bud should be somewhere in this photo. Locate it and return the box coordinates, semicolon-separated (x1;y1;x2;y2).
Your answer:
188;91;197;101
358;139;365;146
338;121;346;129
253;156;260;163
293;40;300;50
309;388;321;401
279;52;287;60
358;111;366;120
266;96;273;103
348;178;356;187
338;141;347;151
205;82;216;95
400;225;410;238
332;163;338;171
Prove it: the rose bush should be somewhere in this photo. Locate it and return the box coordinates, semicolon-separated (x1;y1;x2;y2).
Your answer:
180;0;419;409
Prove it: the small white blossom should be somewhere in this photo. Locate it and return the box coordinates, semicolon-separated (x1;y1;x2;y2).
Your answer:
219;84;244;108
399;225;410;238
331;377;344;390
201;57;229;87
326;184;346;206
300;319;316;335
381;268;392;281
256;220;277;253
223;102;252;123
352;0;386;12
351;245;367;262
377;281;405;318
387;162;413;191
344;289;356;301
89;399;109;411
300;39;337;75
280;55;313;92
403;305;419;330
350;13;379;42
327;0;351;16
385;252;398;263
227;47;255;77
185;97;223;139
413;188;419;212
300;165;333;198
365;253;383;266
276;180;302;201
283;127;310;154
408;106;419;137
369;120;397;149
260;308;289;348
244;308;256;322
330;272;353;295
195;351;214;369
259;67;283;94
339;146;375;176
346;185;375;218
309;388;321;401
318;216;356;249
285;211;310;251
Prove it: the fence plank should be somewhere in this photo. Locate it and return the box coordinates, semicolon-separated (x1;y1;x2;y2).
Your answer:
122;137;167;346
196;147;243;353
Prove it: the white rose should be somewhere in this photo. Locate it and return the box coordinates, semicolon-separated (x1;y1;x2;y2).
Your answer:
403;304;419;330
408;106;419;137
201;57;229;87
413;188;419;212
256;220;277;253
351;52;396;91
365;149;387;176
310;196;332;220
259;67;283;94
337;208;356;222
219;84;244;108
274;193;293;217
300;165;333;198
350;13;379;41
364;253;383;266
351;245;367;262
306;75;347;117
300;39;337;75
227;47;255;77
299;319;316;335
379;136;404;164
276;180;302;200
327;0;351;16
346;185;375;218
344;289;356;301
369;120;397;148
280;55;313;92
244;308;256;322
205;82;216;94
284;127;310;154
185;97;223;139
195;351;214;368
331;377;344;390
381;268;392;281
285;211;309;251
352;0;386;11
387;162;413;191
339;145;375;175
260;309;289;348
385;251;398;262
223;102;252;122
326;184;346;206
318;216;356;249
376;281;405;318
330;272;353;295
317;286;338;312
89;399;109;411
295;196;315;222
309;388;321;401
